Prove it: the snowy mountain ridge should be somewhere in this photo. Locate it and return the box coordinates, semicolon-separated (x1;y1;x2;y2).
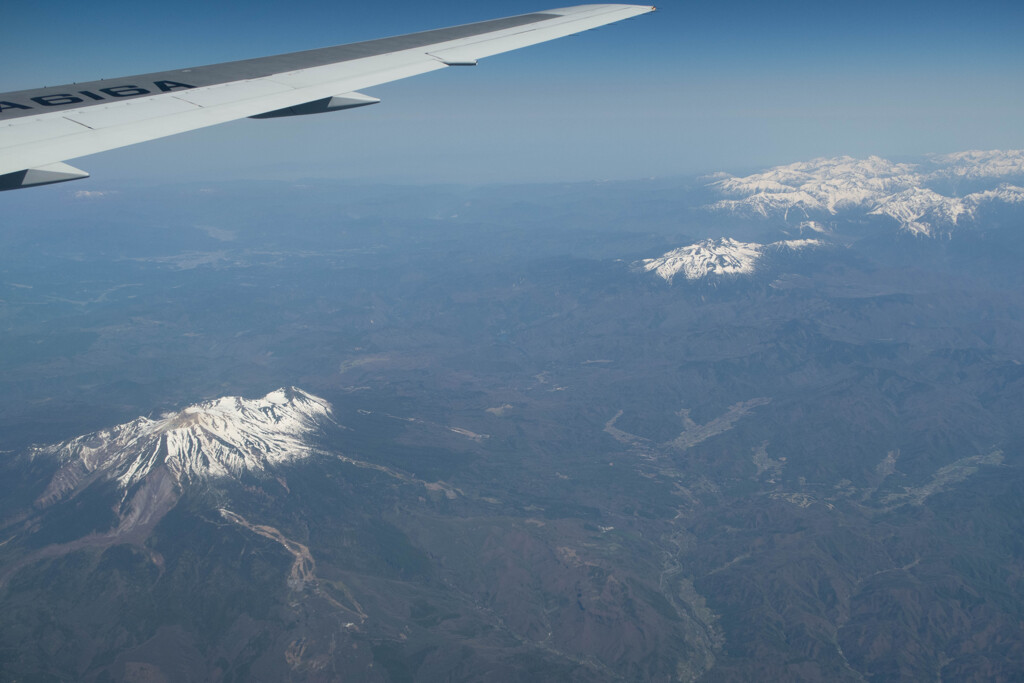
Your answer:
707;150;1024;234
638;238;821;283
33;388;332;505
926;149;1024;180
868;184;1024;236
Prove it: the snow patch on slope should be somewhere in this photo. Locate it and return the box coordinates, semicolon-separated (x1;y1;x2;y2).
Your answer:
33;388;332;502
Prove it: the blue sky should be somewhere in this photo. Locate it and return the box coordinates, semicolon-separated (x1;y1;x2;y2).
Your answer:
2;0;1022;185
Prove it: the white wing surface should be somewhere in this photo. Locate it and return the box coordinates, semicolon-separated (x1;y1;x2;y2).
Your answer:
0;4;654;190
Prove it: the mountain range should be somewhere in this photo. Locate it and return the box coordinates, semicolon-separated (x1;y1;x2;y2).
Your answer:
706;149;1024;236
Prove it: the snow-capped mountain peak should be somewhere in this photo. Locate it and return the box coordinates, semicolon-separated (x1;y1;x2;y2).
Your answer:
637;238;821;283
640;238;762;282
33;388;333;505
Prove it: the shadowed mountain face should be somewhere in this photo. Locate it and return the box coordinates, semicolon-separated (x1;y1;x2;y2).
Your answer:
1;152;1023;681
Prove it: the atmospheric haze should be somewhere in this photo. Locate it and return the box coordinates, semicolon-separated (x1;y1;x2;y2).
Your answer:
2;1;1024;681
2;149;1024;679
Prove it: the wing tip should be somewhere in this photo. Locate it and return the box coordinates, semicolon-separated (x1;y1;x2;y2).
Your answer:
544;4;657;17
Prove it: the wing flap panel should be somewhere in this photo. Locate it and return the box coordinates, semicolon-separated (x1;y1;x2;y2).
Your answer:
170;79;296;109
62;96;202;130
0;117;90;146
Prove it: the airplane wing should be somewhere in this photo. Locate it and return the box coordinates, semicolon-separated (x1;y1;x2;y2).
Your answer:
0;4;654;191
